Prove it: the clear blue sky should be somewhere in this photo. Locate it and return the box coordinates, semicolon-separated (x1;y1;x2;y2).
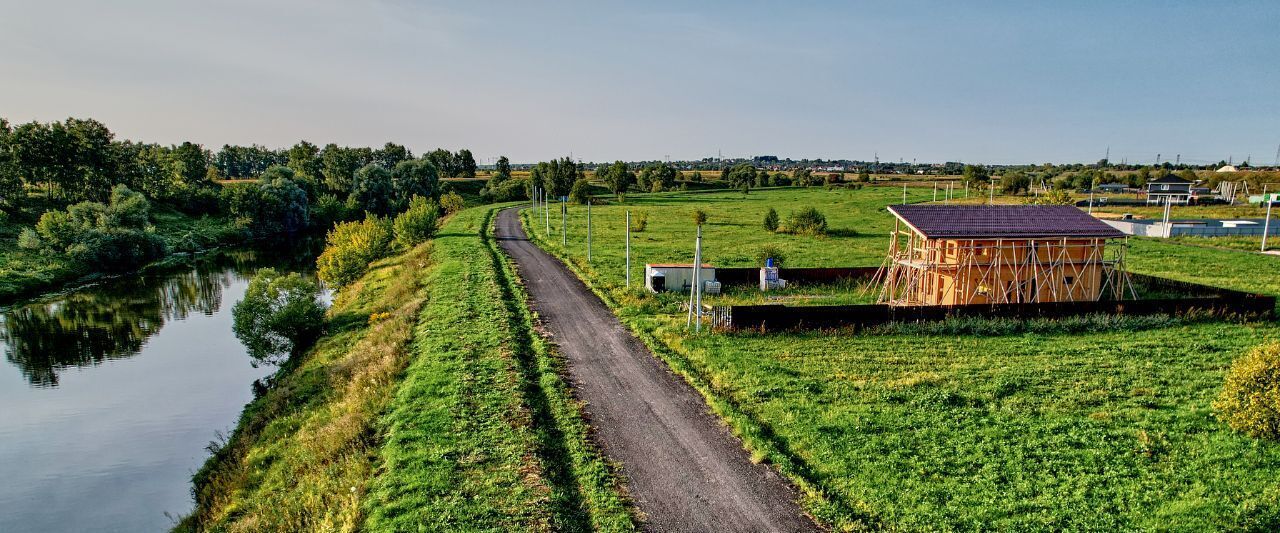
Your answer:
2;1;1277;165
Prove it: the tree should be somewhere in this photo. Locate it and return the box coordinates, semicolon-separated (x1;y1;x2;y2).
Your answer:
0;120;23;211
1000;171;1031;195
350;164;396;216
784;207;827;235
599;161;634;199
494;156;512;182
226;169;310;236
171;141;211;188
374;142;411;169
456;149;477;179
725;163;757;188
391;158;440;207
232;268;326;366
532;157;578;198
321;144;362;195
287;141;323;185
425;149;457;179
962;164;989;188
692;209;708;226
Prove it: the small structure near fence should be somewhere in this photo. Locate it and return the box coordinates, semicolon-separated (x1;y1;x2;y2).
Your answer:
710;273;1274;331
874;205;1133;306
645;263;717;293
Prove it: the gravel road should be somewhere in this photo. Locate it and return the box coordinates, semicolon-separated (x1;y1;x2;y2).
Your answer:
495;207;816;532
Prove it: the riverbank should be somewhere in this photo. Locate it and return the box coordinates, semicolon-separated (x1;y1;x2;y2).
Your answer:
0;203;251;306
177;205;633;530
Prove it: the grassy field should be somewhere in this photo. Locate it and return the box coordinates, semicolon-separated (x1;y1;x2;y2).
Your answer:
522;186;1280;530
180;205;632;531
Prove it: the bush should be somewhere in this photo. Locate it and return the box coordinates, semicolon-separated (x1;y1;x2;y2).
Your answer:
1215;342;1280;440
481;176;529;202
763;208;779;232
232;268;327;366
310;193;353;230
692;209;708;226
20;185;168;270
570;178;592;204
439;191;465;214
316;215;394;289
754;244;787;267
393;196;440;248
784;207;827;235
630;211;648;232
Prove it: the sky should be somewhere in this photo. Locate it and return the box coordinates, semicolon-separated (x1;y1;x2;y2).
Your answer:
2;1;1278;165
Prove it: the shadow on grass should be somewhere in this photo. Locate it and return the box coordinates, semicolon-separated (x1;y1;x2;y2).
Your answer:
481;208;593;532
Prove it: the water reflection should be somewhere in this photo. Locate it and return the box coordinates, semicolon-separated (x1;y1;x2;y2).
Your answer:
0;237;323;387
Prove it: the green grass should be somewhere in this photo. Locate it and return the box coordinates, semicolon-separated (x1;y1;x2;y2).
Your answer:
179;205;632;532
522;186;1280;531
360;205;633;531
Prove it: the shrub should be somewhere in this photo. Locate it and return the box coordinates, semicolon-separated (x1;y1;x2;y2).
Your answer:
763;208;779;232
692;209;708;226
630;211;648;232
650;180;664;193
21;185;167;270
570;178;592;204
439;191;465;214
481;176;528;202
316;215;394;288
310;193;352;230
232;268;327;366
1215;342;1280;440
393;196;440;248
754;244;787;267
785;207;827;235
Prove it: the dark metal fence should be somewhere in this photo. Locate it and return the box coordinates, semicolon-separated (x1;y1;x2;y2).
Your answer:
715;273;1274;331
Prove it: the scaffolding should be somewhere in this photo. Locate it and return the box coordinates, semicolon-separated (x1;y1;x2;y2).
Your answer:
872;219;1136;306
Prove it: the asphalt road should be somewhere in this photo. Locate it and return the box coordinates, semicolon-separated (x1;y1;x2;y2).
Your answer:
495;208;816;532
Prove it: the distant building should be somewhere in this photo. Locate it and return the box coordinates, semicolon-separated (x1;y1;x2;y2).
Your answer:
1095;182;1130;194
1145;175;1194;205
877;205;1130;306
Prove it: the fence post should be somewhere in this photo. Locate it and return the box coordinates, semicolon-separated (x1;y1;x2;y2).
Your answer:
626;210;632;287
587;199;592;262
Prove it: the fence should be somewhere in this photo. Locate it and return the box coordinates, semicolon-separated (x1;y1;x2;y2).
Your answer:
711;273;1274;331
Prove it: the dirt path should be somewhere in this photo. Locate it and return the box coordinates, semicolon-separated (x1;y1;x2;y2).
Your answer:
494;208;816;532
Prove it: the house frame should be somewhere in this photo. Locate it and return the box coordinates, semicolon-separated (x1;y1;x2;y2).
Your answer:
873;205;1136;306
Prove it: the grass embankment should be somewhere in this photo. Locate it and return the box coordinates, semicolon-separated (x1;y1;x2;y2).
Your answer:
0;202;247;304
523;187;1280;530
179;205;631;532
362;206;632;531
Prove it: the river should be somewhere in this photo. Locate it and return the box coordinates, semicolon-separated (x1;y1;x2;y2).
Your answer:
0;238;325;532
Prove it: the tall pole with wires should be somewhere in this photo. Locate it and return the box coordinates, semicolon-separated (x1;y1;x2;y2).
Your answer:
625;210;632;287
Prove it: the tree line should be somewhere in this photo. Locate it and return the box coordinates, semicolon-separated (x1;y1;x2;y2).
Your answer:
2;116;488;275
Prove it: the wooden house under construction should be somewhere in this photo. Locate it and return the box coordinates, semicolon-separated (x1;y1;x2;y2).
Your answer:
876;205;1134;306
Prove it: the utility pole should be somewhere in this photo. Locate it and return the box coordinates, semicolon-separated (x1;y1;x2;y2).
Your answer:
901;183;907;204
1088;178;1097;214
561;198;567;246
1262;198;1273;252
625;211;632;287
544;189;550;236
586;199;592;262
933;182;938;202
989;178;996;205
686;224;703;331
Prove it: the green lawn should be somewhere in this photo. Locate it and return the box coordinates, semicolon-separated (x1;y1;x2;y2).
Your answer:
522;186;1280;531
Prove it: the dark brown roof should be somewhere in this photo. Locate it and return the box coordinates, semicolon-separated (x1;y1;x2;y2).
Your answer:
887;204;1125;239
1147;175;1193;184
